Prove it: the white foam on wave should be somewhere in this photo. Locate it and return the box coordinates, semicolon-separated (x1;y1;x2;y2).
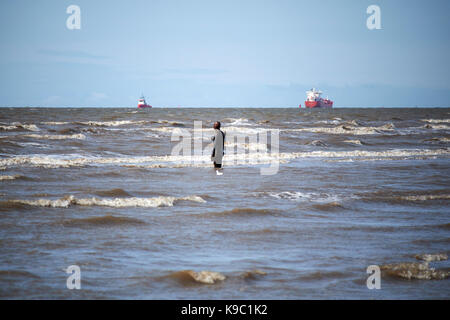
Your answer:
1;148;448;169
415;253;448;262
222;126;269;135
316;119;341;125
120;163;213;169
41;121;70;125
286;123;396;135
8;195;206;208
0;175;21;181
291;148;450;159
422;119;450;124
0;122;39;132
381;261;449;280
156;120;185;125
400;194;450;201
266;191;341;203
150;125;269;135
15;142;46;147
144;132;160;138
224;118;253;126
0;152;288;168
344;139;364;145
22;134;86;140
77;120;146;127
326;156;441;163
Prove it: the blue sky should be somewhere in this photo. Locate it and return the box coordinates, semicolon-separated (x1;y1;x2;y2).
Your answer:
0;0;449;107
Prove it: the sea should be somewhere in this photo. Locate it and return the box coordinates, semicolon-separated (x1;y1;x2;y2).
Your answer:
0;107;449;299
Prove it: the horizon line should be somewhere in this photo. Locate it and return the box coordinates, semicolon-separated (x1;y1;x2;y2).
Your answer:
0;105;449;109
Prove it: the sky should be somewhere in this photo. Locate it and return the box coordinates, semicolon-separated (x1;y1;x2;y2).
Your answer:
0;0;449;107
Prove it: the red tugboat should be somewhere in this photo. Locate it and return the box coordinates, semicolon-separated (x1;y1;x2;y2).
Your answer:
303;88;333;108
137;95;152;108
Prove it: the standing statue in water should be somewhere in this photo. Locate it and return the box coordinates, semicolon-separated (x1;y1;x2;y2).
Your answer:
211;121;225;175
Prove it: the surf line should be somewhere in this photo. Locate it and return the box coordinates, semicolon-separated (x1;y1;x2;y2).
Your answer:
180;304;215;318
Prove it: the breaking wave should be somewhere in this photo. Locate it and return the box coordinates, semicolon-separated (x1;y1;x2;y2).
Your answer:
1;148;448;169
224;118;253;126
307;140;328;147
76;120;147;127
41;121;70;125
3;195;206;208
422;119;450;124
266;191;341;203
22;133;86;140
344;139;365;145
286;123;396;135
380;262;449;280
0;122;39;132
0;174;21;181
0;152;286;169
164;268;268;285
241;269;267;280
358;190;450;203
150;125;269;136
414;253;448;262
167;270;226;285
296;148;450;160
399;194;450;201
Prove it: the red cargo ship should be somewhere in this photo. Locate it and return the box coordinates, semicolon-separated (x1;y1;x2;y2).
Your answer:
303;88;333;108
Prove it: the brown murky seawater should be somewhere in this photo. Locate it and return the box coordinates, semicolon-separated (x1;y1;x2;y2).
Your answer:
0;107;449;299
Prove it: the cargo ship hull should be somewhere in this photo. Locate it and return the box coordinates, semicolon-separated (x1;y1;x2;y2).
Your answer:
303;88;333;108
304;99;333;108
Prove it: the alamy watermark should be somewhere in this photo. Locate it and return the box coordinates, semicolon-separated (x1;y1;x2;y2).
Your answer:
366;5;381;30
66;5;81;30
64;5;380;31
66;265;81;289
366;265;381;289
